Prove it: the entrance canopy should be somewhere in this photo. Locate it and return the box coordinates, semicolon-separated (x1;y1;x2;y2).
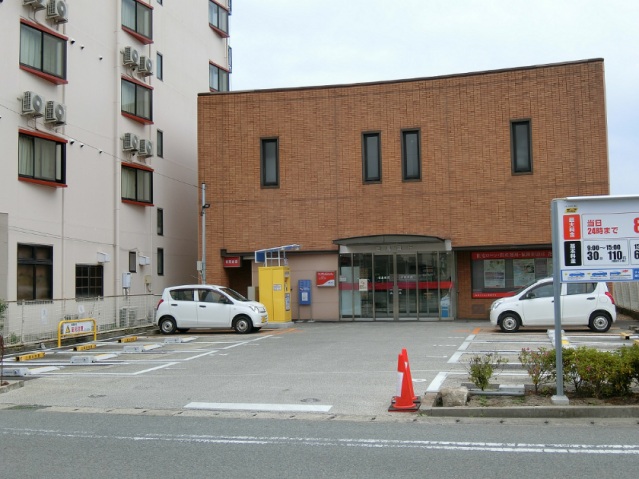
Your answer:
334;235;449;248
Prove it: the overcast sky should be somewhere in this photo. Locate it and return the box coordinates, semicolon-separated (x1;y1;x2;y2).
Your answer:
229;0;637;195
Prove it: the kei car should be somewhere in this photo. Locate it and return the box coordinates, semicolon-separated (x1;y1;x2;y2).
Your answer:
489;278;616;333
155;284;268;334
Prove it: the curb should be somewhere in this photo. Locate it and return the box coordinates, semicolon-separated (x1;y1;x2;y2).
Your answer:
0;381;25;395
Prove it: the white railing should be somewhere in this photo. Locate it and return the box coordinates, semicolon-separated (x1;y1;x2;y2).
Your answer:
613;283;639;316
0;294;159;346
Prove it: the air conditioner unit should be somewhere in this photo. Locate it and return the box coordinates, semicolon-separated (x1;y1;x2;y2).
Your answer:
46;0;68;23
22;91;45;117
138;139;153;157
44;101;67;125
24;0;47;10
138;56;153;76
123;133;139;151
122;46;139;66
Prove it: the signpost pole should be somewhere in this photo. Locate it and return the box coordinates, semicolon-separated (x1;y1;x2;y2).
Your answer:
550;199;568;405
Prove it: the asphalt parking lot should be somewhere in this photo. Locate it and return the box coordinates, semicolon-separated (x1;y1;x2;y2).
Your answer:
1;316;638;417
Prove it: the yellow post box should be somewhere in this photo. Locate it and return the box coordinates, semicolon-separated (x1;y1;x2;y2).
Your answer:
258;266;292;324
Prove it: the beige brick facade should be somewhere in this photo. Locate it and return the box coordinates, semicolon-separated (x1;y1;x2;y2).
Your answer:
198;59;609;320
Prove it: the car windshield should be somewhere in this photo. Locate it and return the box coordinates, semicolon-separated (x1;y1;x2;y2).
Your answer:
219;287;249;302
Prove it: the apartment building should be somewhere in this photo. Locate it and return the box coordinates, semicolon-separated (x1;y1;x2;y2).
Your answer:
198;59;610;321
0;0;231;341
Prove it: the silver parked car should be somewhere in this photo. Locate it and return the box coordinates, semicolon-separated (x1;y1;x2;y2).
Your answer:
155;284;268;334
489;278;616;333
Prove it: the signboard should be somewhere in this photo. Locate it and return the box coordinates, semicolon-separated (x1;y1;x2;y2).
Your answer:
223;256;242;268
553;196;639;282
298;279;311;305
316;271;336;287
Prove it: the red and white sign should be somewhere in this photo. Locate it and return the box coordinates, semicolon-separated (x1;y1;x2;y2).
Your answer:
316;271;336;287
223;256;242;268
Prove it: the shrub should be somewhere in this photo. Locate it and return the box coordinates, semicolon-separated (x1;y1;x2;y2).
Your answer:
467;352;508;391
518;347;554;393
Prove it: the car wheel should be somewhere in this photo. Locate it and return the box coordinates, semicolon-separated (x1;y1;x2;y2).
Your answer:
588;312;611;332
499;313;521;332
252;327;261;333
159;317;177;334
233;316;252;334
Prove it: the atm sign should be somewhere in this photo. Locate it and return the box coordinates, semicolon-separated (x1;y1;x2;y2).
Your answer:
223;256;241;268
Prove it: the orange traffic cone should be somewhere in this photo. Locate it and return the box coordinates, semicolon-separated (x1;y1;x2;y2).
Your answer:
388;348;421;412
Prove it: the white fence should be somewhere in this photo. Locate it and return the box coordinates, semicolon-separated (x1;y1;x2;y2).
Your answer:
0;294;158;346
613;282;639;316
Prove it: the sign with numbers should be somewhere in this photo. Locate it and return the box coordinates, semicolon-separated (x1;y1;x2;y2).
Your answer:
553;196;639;282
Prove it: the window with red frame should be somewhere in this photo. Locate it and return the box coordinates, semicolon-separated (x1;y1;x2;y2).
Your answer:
122;0;153;41
18;132;66;185
208;1;229;37
121;78;153;121
122;165;153;204
20;22;67;80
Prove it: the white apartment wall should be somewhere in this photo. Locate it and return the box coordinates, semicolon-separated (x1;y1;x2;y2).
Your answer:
0;0;230;303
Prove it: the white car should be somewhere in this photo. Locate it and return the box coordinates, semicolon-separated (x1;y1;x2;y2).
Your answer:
155;285;268;334
489;278;616;333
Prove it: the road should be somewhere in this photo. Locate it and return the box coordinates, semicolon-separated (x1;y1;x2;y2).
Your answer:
1;408;638;479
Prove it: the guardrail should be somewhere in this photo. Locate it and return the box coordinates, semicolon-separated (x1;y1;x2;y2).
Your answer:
58;318;97;347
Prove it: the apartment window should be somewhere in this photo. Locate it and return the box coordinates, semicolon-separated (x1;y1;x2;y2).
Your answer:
129;251;137;273
18;132;66;185
157;248;164;276
122;165;153;204
122;0;153;42
209;63;229;92
121;78;153;122
362;133;381;182
157;208;164;235
261;138;279;187
17;244;53;301
402;130;421;181
156;129;164;157
209;1;230;37
19;22;67;82
75;265;104;298
511;120;532;173
156;52;163;80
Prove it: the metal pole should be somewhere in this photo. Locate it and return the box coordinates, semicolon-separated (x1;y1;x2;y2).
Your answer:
201;183;206;285
551;199;569;405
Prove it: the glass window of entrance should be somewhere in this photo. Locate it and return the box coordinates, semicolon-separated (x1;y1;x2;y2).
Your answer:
362;132;381;182
401;130;421;180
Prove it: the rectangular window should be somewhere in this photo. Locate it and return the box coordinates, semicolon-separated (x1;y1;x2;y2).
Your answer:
209;63;229;92
261;138;279;187
156;52;163;80
75;265;104;298
122;0;153;41
511;120;532;173
209;1;230;36
18;133;66;184
129;251;137;273
20;22;67;81
402;130;421;180
157;208;164;235
122;165;153;204
121;79;153;121
156;129;163;157
17;244;53;301
362;133;381;182
157;248;164;276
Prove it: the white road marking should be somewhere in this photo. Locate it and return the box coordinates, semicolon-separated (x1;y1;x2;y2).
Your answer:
184;402;333;413
426;372;448;392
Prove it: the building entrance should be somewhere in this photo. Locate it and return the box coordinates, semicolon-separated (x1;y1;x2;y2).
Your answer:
337;236;454;321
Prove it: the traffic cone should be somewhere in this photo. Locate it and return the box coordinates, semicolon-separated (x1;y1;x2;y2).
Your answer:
388;349;421;412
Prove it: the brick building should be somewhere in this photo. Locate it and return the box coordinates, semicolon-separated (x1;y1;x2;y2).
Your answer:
197;59;609;321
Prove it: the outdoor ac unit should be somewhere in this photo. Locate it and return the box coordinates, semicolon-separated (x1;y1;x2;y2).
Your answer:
138;56;153;76
138;139;153;157
122;133;139;151
46;0;68;23
24;0;47;10
44;101;67;125
138;255;151;266
123;46;139;66
22;91;45;117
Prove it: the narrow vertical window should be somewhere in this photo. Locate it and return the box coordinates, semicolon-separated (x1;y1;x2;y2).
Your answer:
362;133;381;182
156;52;163;80
261;138;279;187
156;129;164;157
157;248;164;276
511;120;532;173
157;208;164;235
129;251;137;273
402;130;421;180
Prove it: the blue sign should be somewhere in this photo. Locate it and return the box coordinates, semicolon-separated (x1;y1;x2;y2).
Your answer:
298;279;311;305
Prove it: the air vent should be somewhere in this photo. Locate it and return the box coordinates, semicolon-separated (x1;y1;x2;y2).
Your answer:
138;139;153;157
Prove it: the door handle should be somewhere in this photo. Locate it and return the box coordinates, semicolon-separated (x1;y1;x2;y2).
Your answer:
199;305;207;308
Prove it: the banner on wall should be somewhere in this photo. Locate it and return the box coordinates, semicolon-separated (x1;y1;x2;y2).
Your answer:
316;271;336;287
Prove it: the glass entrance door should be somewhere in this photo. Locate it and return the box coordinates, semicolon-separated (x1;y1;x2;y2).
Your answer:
395;254;417;319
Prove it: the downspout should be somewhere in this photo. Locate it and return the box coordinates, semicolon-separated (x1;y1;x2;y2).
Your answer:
113;1;122;295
